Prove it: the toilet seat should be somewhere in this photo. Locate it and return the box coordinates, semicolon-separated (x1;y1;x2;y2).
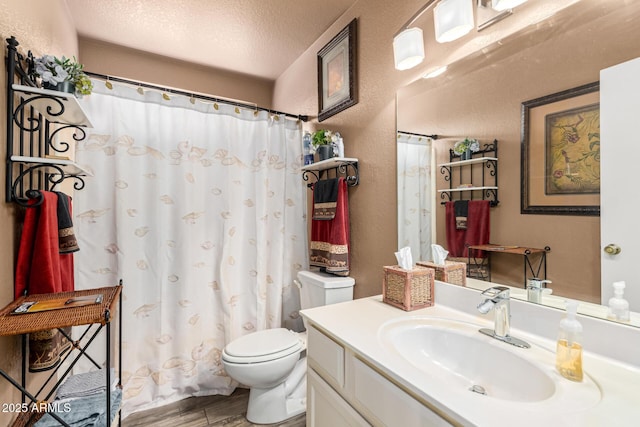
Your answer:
223;328;302;364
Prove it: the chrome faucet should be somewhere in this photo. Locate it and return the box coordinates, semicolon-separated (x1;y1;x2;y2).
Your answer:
526;278;552;304
477;286;530;349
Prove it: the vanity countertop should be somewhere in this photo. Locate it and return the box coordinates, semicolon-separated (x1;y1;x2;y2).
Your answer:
301;292;640;427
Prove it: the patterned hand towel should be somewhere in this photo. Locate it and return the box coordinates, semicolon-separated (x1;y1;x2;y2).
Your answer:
312;178;339;220
310;178;350;276
454;200;468;230
55;191;79;253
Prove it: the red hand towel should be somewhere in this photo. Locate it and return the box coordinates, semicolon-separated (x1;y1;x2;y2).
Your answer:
15;191;74;298
445;200;491;257
310;178;350;276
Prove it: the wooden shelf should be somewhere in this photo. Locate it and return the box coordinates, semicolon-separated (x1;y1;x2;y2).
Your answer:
11;155;93;177
12;84;93;127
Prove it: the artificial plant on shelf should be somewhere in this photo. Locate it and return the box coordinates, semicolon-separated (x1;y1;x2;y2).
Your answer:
453;138;480;159
311;129;340;160
311;129;338;148
33;55;93;95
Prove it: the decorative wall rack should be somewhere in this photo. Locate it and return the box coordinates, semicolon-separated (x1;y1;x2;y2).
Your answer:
301;157;359;188
438;139;498;206
5;36;93;207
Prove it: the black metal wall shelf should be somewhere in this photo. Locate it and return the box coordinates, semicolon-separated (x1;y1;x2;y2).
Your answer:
438;140;498;206
5;36;93;207
301;157;359;188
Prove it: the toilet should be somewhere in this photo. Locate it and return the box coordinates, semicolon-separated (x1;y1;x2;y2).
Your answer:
221;269;355;424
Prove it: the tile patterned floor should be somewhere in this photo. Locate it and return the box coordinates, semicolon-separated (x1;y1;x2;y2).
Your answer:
122;388;306;427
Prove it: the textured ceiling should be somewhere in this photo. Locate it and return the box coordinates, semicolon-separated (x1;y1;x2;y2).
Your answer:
64;0;357;80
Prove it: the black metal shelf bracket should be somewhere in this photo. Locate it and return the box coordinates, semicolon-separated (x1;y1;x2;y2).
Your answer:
439;139;499;206
5;36;91;206
303;159;359;188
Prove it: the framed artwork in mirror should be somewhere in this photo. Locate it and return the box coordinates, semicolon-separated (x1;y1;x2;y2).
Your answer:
521;81;600;216
317;19;357;122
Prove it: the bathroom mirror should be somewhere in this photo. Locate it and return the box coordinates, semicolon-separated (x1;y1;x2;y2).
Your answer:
397;0;640;326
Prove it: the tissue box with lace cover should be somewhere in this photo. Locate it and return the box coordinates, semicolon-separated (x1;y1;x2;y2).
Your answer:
416;260;466;286
382;265;435;311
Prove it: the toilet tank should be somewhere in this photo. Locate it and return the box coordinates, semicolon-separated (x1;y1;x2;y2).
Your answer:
297;270;355;311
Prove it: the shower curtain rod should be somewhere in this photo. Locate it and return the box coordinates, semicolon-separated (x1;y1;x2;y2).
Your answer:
398;130;438;140
85;71;309;122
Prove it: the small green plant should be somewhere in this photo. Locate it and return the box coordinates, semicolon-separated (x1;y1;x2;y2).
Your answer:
312;129;337;148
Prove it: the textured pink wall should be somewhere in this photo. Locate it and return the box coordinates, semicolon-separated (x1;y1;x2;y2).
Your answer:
78;38;275;109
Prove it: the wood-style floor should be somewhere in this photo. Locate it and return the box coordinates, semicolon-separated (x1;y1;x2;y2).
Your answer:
122;388;306;427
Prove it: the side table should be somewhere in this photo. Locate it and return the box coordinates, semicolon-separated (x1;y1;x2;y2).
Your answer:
0;284;122;427
467;244;550;287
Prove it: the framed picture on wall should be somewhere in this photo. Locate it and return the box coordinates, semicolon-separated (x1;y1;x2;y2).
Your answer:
521;81;600;216
317;19;358;122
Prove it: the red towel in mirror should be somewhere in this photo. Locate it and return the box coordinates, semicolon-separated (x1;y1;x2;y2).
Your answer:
445;200;490;257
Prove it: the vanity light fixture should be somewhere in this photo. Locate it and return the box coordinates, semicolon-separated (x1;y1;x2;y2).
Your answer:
423;65;448;78
393;28;426;70
393;0;475;70
434;0;474;43
491;0;528;11
392;0;438;71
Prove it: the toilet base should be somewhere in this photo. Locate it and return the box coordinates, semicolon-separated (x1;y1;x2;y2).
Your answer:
246;359;307;424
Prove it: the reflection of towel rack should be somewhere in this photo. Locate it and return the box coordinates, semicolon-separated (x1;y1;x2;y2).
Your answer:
302;157;359;188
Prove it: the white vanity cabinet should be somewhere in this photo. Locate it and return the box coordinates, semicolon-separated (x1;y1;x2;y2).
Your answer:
303;291;640;427
306;324;452;427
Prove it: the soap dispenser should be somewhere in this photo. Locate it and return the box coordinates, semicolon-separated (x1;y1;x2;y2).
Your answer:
556;300;583;382
607;281;630;322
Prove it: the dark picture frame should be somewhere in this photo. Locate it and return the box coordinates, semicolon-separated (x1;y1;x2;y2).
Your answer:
521;82;600;216
317;19;357;122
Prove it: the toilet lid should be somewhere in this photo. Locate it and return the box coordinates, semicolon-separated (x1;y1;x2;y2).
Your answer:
223;328;302;364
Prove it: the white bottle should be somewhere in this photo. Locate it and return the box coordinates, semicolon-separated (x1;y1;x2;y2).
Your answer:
607;281;630;322
335;132;345;158
302;131;314;165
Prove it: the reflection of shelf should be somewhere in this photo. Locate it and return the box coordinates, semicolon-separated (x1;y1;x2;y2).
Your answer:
11;155;93;176
439;140;499;206
438;157;497;167
12;84;93;127
438;186;498;193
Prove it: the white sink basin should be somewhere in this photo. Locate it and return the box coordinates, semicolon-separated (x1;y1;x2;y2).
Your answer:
378;317;601;408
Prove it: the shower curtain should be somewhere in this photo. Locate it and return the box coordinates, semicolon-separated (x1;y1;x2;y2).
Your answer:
397;132;434;260
74;81;308;416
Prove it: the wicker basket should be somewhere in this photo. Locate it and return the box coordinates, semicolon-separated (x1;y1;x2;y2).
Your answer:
382;265;434;311
416;260;467;286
